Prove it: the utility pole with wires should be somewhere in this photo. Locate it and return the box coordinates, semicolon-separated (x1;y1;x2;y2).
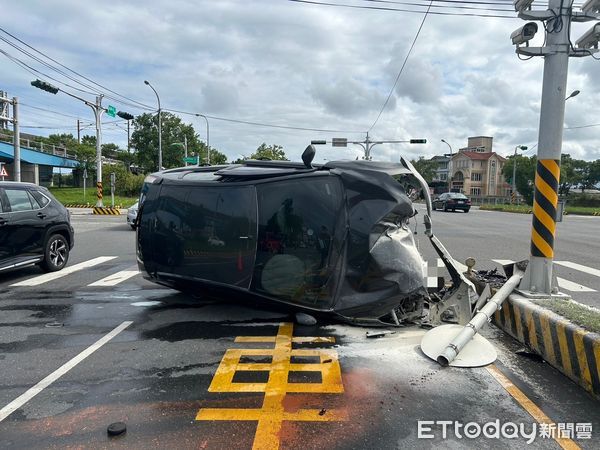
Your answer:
0;94;20;181
312;134;426;160
511;0;599;296
31;79;131;207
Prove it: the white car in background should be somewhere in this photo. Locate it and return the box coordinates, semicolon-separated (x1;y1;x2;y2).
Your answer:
127;201;139;229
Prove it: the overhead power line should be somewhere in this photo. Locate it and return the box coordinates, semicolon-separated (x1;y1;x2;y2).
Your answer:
369;0;433;132
0;26;154;111
164;107;365;134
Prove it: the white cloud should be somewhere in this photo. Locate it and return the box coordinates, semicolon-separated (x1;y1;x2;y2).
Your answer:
0;0;598;163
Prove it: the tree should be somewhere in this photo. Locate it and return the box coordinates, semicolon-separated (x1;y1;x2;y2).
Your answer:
188;142;228;166
81;135;96;147
47;133;78;147
557;154;585;196
583;160;600;191
101;143;121;159
503;154;537;204
250;143;288;161
410;157;437;184
131;112;227;172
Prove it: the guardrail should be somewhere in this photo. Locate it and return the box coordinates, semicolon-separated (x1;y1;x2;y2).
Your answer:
0;132;77;159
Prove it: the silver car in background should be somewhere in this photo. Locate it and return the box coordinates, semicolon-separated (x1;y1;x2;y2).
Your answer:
127;201;139;229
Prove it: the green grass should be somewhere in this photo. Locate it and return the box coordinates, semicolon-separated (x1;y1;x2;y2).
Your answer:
48;187;138;208
533;299;600;334
479;204;600;216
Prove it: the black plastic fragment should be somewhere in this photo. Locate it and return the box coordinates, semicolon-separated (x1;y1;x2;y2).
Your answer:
107;422;127;436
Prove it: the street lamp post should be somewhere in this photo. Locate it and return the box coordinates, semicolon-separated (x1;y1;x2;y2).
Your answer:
441;139;453;192
144;80;162;171
512;145;528;203
565;90;580;101
195;114;210;165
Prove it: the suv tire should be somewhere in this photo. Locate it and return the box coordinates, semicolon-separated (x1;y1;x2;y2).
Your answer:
41;234;70;272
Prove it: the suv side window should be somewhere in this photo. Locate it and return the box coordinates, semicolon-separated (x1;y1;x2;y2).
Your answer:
4;189;34;212
29;189;50;208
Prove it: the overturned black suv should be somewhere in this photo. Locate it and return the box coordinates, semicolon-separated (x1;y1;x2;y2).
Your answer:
136;147;475;325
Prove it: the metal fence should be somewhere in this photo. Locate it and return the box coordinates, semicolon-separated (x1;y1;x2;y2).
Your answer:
0;132;76;159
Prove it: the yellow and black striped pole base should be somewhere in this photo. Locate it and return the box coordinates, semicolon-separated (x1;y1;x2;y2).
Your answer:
531;159;560;258
96;181;103;206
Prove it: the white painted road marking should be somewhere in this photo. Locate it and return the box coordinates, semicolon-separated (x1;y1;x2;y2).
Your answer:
493;259;597;293
10;256;117;287
555;261;600;278
556;277;597;293
0;321;133;422
492;259;515;266
88;268;139;286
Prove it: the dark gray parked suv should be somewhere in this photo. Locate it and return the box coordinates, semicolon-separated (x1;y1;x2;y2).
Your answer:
0;182;74;273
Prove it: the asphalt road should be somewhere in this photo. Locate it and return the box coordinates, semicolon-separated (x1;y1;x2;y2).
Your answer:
416;205;600;309
0;213;598;449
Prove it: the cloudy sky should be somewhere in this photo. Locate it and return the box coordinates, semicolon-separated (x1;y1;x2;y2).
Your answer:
1;0;598;163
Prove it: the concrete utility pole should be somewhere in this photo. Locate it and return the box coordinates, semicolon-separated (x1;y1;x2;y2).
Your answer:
0;95;20;181
13;97;19;182
512;0;599;295
94;95;104;207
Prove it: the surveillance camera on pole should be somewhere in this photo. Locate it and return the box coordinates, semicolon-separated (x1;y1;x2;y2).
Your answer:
511;22;538;46
575;23;600;49
513;0;534;12
582;0;600;14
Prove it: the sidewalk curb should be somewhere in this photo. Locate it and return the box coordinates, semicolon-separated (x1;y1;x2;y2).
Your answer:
493;294;600;400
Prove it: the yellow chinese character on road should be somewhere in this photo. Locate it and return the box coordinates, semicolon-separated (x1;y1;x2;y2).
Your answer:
196;322;346;449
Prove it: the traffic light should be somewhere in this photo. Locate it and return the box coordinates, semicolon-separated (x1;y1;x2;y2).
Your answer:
410;139;427;144
30;79;59;94
117;111;134;120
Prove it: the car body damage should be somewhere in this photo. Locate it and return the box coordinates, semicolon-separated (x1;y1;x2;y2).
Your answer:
136;147;476;326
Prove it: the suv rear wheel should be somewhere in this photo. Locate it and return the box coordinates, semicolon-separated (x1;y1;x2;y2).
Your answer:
41;234;69;272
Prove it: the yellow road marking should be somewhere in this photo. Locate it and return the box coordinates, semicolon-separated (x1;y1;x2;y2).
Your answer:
197;322;346;450
486;365;581;450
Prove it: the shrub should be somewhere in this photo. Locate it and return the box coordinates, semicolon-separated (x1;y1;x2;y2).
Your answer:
101;164;145;198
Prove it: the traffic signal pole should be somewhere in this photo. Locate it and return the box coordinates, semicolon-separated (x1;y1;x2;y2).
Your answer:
31;80;107;206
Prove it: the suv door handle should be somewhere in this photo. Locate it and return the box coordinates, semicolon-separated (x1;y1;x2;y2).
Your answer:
37;212;47;219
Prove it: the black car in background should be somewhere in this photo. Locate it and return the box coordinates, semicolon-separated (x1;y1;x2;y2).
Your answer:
432;192;471;212
0;182;74;273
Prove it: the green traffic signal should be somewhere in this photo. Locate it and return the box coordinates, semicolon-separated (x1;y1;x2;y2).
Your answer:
30;79;59;94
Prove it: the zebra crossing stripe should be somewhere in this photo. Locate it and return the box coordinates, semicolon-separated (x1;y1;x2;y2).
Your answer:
10;257;117;287
88;268;139;287
556;277;596;293
555;261;600;278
